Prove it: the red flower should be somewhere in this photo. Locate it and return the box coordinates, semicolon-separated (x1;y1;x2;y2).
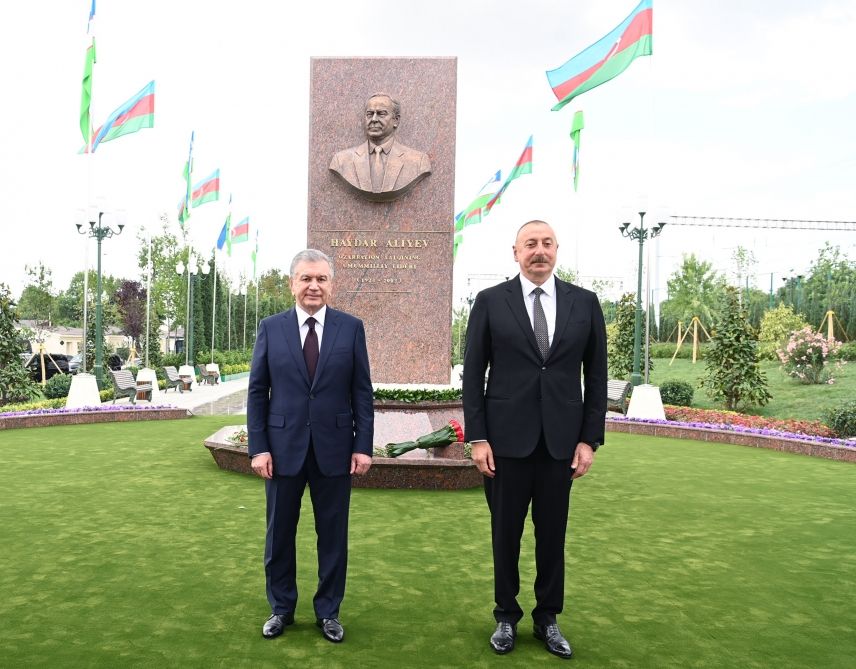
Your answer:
385;418;466;458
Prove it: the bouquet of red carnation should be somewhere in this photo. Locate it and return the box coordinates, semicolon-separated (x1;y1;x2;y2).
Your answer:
385;419;465;458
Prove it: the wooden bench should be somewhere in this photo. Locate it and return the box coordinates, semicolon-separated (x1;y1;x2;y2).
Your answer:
607;379;633;414
163;366;185;393
197;365;219;386
110;369;152;405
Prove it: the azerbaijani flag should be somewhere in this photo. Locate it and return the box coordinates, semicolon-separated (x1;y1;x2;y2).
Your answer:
88;81;155;152
192;169;220;207
484;136;533;215
546;0;652;111
231;217;250;244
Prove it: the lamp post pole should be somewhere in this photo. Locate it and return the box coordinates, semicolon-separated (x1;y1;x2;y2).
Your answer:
619;211;665;387
77;211;124;384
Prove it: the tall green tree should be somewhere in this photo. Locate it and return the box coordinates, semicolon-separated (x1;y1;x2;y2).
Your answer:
793;244;856;339
700;286;772;411
16;262;56;327
0;284;40;404
607;292;653;380
659;254;725;341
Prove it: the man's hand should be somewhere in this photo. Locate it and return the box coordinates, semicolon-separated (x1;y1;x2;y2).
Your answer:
251;453;273;479
471;441;495;478
571;442;595;479
351;453;372;476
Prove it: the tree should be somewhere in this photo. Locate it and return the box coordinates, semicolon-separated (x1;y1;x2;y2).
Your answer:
451;305;469;366
0;283;40;405
16;262;55;328
114;280;146;350
555;265;578;284
659;254;724;341
607;292;653;380
797;244;856;340
700;286;772;411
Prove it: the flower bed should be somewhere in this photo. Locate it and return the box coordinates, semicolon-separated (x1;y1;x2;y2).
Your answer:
0;405;189;430
608;413;855;463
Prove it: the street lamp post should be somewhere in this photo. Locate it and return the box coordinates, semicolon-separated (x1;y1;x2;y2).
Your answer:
76;210;125;384
619;211;666;387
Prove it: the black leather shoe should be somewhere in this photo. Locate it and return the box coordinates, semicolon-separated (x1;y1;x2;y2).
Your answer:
490;621;517;654
316;617;344;643
262;612;294;639
533;623;573;659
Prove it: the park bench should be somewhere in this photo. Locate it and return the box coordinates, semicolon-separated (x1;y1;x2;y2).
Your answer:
197;365;219;386
163;366;185;393
607;379;633;415
110;369;152;405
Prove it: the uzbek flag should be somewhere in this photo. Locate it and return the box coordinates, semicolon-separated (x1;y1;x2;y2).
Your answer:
546;0;652;111
231;217;250;244
88;81;155;152
571;111;584;192
192;169;220;207
217;195;233;256
251;231;259;279
484;136;533;215
179;131;194;228
80;39;96;146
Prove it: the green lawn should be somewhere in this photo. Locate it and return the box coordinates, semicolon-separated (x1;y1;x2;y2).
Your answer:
648;358;855;422
1;416;855;668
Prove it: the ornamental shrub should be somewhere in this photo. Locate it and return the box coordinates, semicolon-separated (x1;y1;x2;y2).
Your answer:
833;341;856;362
43;373;73;399
776;327;843;384
699;286;772;411
659;380;694;406
823;400;856;438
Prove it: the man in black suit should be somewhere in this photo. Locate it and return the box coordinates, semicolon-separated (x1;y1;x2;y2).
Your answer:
463;220;607;659
247;249;374;644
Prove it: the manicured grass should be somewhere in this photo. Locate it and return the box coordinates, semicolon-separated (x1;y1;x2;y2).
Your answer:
648;358;855;422
1;417;855;668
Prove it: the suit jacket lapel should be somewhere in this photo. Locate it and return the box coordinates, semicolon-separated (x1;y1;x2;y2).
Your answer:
312;308;341;388
505;276;542;360
549;279;576;359
281;309;311;387
382;142;405;191
353;144;372;191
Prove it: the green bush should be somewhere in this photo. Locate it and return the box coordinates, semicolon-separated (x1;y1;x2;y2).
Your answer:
659;380;694;406
823;400;856;438
162;353;185;368
649;342;708;359
833;341;856;362
43;373;73;399
373;388;462;402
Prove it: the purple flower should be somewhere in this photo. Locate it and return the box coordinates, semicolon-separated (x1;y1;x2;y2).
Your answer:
608;416;855;449
1;404;179;418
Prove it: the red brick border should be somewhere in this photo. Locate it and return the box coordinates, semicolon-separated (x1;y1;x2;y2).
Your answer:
0;408;190;430
607;419;856;463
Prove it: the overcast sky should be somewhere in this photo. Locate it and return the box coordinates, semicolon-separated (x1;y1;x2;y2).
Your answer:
2;0;855;308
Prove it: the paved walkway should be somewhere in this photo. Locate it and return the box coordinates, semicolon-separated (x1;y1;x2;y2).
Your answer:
109;376;249;415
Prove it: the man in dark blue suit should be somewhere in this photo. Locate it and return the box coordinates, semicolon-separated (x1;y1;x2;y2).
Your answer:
247;249;374;644
463;220;607;660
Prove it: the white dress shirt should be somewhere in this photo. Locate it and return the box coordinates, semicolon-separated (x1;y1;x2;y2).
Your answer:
519;273;556;346
295;304;327;350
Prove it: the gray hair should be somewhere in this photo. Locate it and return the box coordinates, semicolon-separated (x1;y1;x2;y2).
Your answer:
290;249;334;278
367;93;401;119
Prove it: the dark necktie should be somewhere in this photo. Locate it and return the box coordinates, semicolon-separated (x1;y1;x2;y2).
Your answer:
303;317;319;382
532;287;550;360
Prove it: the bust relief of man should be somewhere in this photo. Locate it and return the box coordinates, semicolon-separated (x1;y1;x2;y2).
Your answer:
329;93;432;202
